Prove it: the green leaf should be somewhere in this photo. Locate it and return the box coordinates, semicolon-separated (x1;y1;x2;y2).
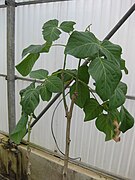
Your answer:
30;69;49;80
88;57;122;101
38;84;52;101
109;109;121;123
64;69;77;81
20;82;35;98
118;82;127;95
120;59;128;74
65;31;100;59
78;65;89;84
54;69;77;83
22;42;52;58
16;53;40;76
10;113;28;144
59;21;76;33
42;19;61;42
70;82;90;108
40;42;52;53
83;98;103;121
119;106;134;133
46;76;63;93
20;88;40;115
95;114;114;141
109;82;127;109
101;40;122;61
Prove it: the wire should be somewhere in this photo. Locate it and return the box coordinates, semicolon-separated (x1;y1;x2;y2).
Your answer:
51;92;81;161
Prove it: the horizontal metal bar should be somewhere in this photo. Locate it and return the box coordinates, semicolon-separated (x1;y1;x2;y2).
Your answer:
126;95;135;101
0;73;43;83
17;0;72;7
15;76;43;83
0;4;7;8
0;0;72;9
0;74;6;78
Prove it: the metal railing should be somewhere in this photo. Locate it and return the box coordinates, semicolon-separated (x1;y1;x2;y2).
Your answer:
0;0;72;8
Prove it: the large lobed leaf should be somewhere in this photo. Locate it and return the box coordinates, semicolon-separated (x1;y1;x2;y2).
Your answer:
88;57;122;101
65;31;122;62
42;19;61;42
65;31;100;59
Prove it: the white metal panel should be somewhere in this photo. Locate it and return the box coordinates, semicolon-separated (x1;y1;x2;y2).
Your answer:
0;8;8;133
0;0;135;179
0;0;5;5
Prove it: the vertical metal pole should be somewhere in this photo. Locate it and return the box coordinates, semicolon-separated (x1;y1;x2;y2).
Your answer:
7;0;16;133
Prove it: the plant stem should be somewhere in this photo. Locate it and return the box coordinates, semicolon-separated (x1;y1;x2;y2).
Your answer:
76;59;81;91
52;44;66;47
62;55;68;112
63;94;76;180
27;115;33;179
62;54;70;180
63;59;81;180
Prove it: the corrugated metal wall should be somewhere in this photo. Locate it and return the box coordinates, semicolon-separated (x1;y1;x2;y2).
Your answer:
0;0;135;179
0;7;8;132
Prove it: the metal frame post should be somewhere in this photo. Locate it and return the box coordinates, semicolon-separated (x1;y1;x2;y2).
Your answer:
7;0;16;133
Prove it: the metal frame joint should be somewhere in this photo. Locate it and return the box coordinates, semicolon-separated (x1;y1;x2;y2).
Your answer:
5;0;17;7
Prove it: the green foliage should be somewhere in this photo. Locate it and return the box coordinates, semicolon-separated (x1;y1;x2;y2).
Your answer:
59;21;76;33
95;114;114;141
88;57;122;101
10;113;28;144
38;84;52;101
100;40;122;61
109;82;127;109
42;19;61;42
30;69;48;80
11;19;134;144
70;82;90;108
16;53;40;76
65;31;100;59
84;98;103;121
20;88;40;115
120;106;134;133
22;42;52;58
45;76;63;93
78;65;89;84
